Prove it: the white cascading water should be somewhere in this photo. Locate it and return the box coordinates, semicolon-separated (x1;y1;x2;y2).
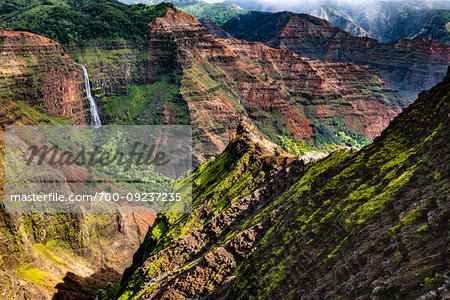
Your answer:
81;65;101;128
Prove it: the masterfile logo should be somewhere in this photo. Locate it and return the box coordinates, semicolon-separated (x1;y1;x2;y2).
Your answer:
4;125;192;214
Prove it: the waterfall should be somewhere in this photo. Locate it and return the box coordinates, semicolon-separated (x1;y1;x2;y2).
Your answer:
81;65;101;128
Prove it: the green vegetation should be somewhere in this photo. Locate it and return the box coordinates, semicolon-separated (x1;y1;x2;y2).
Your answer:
0;0;174;45
16;264;54;287
92;130;176;198
424;273;441;288
0;99;69;125
278;135;315;155
105;76;189;125
122;0;247;25
310;117;370;151
278;120;370;156
113;131;276;298
226;73;450;299
180;1;246;25
33;242;65;265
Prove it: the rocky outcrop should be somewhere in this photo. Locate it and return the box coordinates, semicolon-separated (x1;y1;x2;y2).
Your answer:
115;117;331;299
0;30;87;125
222;11;450;99
114;66;449;300
147;8;406;161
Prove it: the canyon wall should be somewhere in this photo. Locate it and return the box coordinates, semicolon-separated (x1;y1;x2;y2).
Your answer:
222;11;450;100
61;8;407;163
0;30;87;125
152;9;405;160
136;8;407;162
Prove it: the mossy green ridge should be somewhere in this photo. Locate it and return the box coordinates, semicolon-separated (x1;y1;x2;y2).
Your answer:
109;120;291;299
226;68;449;300
113;70;449;299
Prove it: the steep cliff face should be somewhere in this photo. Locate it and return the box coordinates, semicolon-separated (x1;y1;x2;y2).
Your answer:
0;0;176;126
114;68;449;300
222;11;450;99
142;8;405;161
0;30;87;125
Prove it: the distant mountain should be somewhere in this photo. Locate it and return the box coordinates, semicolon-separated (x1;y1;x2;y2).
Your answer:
222;11;450;99
309;6;369;38
119;0;248;25
221;0;450;44
310;3;450;44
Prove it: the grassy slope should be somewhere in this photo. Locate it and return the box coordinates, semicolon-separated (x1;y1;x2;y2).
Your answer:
229;70;449;299
114;70;449;299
